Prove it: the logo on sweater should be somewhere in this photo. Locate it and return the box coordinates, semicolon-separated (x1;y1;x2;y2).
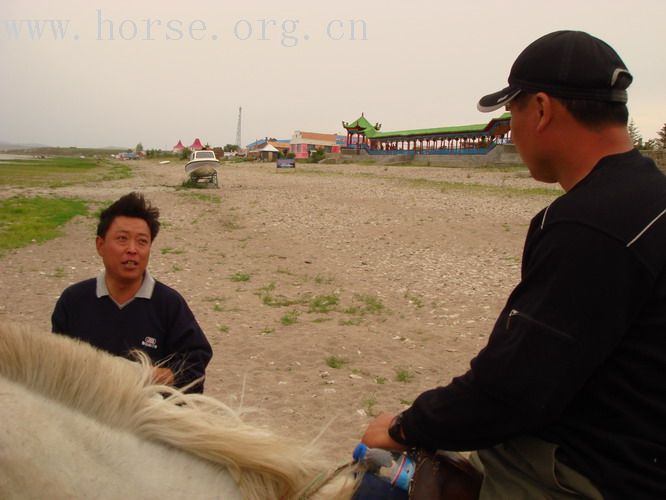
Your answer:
141;336;158;349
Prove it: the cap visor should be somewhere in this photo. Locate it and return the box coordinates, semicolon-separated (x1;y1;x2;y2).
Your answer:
477;87;521;113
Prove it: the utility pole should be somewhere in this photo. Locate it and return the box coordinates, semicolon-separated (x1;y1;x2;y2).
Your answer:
235;106;242;148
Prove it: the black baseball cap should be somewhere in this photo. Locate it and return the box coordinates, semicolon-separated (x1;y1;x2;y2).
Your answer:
477;30;633;112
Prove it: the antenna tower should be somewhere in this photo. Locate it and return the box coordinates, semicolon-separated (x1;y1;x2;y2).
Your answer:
235;106;242;147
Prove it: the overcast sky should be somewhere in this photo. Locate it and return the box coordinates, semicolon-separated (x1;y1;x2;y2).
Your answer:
1;0;664;150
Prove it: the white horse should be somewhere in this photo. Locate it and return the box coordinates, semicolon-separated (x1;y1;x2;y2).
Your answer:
0;324;358;499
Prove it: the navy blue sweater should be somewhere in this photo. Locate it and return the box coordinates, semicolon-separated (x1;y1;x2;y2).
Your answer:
52;278;212;393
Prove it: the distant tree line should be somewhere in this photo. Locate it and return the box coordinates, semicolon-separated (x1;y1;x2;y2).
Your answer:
629;120;666;150
144;149;178;159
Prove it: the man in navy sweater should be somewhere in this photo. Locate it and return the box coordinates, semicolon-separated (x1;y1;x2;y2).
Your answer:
360;32;666;498
52;192;212;393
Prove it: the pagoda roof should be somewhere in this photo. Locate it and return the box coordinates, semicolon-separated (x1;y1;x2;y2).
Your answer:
172;139;184;150
345;114;373;130
344;112;511;139
343;112;381;132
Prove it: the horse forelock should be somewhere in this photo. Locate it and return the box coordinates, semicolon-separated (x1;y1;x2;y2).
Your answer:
0;323;358;499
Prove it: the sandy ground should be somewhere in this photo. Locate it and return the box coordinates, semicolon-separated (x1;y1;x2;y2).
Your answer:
0;159;561;462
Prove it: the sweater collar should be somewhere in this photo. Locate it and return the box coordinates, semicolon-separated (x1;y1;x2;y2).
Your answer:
96;270;155;304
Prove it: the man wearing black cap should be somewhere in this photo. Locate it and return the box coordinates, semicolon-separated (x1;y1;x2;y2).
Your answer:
361;31;666;498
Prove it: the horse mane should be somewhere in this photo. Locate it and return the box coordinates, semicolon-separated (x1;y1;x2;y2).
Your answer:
0;323;357;499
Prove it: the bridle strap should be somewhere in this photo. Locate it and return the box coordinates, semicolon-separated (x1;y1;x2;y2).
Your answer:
295;460;356;500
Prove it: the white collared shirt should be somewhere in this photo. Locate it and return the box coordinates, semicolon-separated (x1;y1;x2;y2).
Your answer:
96;270;156;309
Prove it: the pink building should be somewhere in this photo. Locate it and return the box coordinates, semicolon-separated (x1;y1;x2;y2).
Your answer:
290;131;342;159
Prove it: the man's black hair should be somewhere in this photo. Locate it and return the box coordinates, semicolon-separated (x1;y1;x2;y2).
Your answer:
557;98;629;128
511;92;629;128
96;192;160;240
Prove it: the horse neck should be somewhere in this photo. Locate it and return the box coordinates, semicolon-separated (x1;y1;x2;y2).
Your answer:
0;324;357;499
0;375;243;499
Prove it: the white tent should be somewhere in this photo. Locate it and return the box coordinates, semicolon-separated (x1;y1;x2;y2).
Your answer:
259;143;280;161
259;144;279;152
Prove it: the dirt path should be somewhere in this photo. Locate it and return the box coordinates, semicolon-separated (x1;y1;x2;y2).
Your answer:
0;159;559;460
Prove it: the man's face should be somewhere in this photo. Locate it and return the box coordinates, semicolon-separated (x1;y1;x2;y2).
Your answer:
507;93;557;184
507;94;534;167
96;216;152;286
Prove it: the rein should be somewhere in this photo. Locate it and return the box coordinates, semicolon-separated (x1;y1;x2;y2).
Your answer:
296;460;356;499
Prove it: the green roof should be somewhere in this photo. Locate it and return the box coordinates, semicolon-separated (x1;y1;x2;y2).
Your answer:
344;112;511;139
343;114;375;130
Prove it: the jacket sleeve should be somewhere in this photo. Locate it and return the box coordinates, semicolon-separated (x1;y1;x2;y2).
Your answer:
399;223;652;451
162;293;213;393
51;294;68;334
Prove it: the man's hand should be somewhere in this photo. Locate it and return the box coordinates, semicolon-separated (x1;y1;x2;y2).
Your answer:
361;412;410;452
152;366;175;386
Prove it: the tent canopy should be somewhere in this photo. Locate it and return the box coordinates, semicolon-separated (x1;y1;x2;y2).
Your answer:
260;144;279;152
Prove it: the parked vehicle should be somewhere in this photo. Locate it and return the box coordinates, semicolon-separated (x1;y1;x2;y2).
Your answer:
185;150;219;187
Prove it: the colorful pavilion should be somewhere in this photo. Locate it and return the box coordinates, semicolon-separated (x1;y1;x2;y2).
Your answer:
342;112;511;155
190;138;204;151
172;140;185;154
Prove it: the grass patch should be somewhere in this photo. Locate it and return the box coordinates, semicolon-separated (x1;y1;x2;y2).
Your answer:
0;157;129;187
222;219;243;230
355;294;384;314
263;293;308;307
229;272;251;282
276;267;296;276
294;167;560;198
339;317;363;326
325;355;348;369
199;192;221;204
475;164;528;172
313;274;334;285
161;247;185;255
375;376;387;385
204;296;227;302
400;176;561;197
404;292;424;308
395;368;415;383
0;196;88;254
280;310;300;326
291;168;339;178
260;292;309;307
308;294;339;313
180;190;222;203
258;283;310;308
179;179;218;190
342;294;386;320
100;163;131;182
363;397;379;417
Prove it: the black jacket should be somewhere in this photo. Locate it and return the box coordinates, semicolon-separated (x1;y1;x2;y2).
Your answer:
400;150;666;498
